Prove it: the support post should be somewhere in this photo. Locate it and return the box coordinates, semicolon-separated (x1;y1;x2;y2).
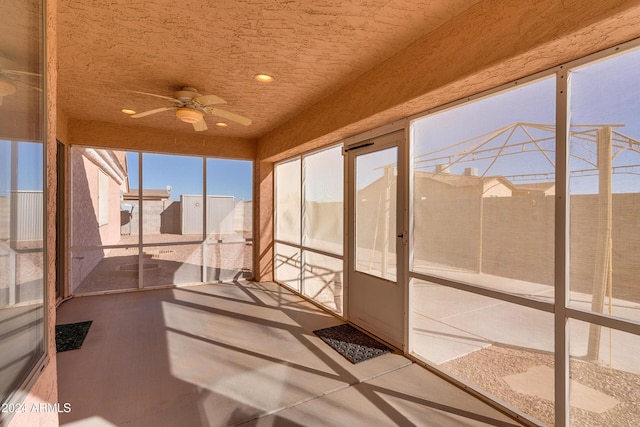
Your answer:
586;126;613;360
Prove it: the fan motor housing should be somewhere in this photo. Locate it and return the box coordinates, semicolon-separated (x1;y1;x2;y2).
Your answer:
174;87;200;103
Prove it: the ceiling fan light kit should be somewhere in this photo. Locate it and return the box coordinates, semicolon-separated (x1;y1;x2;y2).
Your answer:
176;107;204;123
129;86;251;131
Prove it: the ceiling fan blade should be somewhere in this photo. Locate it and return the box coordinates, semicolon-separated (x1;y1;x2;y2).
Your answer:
194;94;226;106
193;118;208;132
131;106;176;118
128;90;181;104
1;70;42;92
2;69;41;77
204;107;252;126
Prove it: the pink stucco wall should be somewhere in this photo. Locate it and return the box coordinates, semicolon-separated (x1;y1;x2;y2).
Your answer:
70;149;127;291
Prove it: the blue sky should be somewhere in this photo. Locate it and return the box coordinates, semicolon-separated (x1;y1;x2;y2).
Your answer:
412;47;640;194
127;152;253;201
0;140;44;193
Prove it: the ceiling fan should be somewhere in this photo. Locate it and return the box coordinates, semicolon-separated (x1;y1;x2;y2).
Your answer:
129;87;251;131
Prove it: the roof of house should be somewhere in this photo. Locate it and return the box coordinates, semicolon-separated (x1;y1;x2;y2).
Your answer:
123;190;170;201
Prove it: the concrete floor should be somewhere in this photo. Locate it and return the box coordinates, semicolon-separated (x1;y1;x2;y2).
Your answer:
56;281;524;427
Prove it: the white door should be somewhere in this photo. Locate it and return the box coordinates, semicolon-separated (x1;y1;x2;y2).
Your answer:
346;129;406;349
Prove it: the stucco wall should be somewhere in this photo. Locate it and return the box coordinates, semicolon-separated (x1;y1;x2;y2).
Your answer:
71;153;123;247
254;161;273;281
68;119;256;160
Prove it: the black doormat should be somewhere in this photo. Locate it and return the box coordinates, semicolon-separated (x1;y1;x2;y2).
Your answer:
313;323;392;364
55;321;92;352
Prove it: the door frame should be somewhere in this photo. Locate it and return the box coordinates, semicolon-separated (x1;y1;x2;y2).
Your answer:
343;120;409;349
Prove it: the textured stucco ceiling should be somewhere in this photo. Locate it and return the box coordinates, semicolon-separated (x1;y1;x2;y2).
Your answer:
57;0;481;139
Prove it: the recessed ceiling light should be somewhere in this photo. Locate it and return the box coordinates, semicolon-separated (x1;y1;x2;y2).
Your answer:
121;108;136;115
215;122;228;127
255;74;274;83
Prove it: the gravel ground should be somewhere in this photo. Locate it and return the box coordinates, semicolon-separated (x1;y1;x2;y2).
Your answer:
441;345;640;426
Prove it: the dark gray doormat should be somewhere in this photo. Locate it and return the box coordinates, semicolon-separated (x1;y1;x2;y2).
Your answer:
55;321;92;352
313;323;392;364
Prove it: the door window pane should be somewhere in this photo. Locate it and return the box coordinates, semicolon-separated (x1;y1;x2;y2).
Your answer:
355;147;397;281
569;49;640;322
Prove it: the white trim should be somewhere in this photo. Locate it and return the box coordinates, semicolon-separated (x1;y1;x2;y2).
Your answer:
402;123;411;351
343;141;349;319
137;153;143;288
409;271;554;313
273;239;344;261
563;38;640;72
567;308;640;335
555;64;570;427
202;158;207;282
340;120;407;148
346;128;407;350
300;152;305;294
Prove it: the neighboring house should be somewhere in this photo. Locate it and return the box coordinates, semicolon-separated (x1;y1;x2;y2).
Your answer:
512;182;556;196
